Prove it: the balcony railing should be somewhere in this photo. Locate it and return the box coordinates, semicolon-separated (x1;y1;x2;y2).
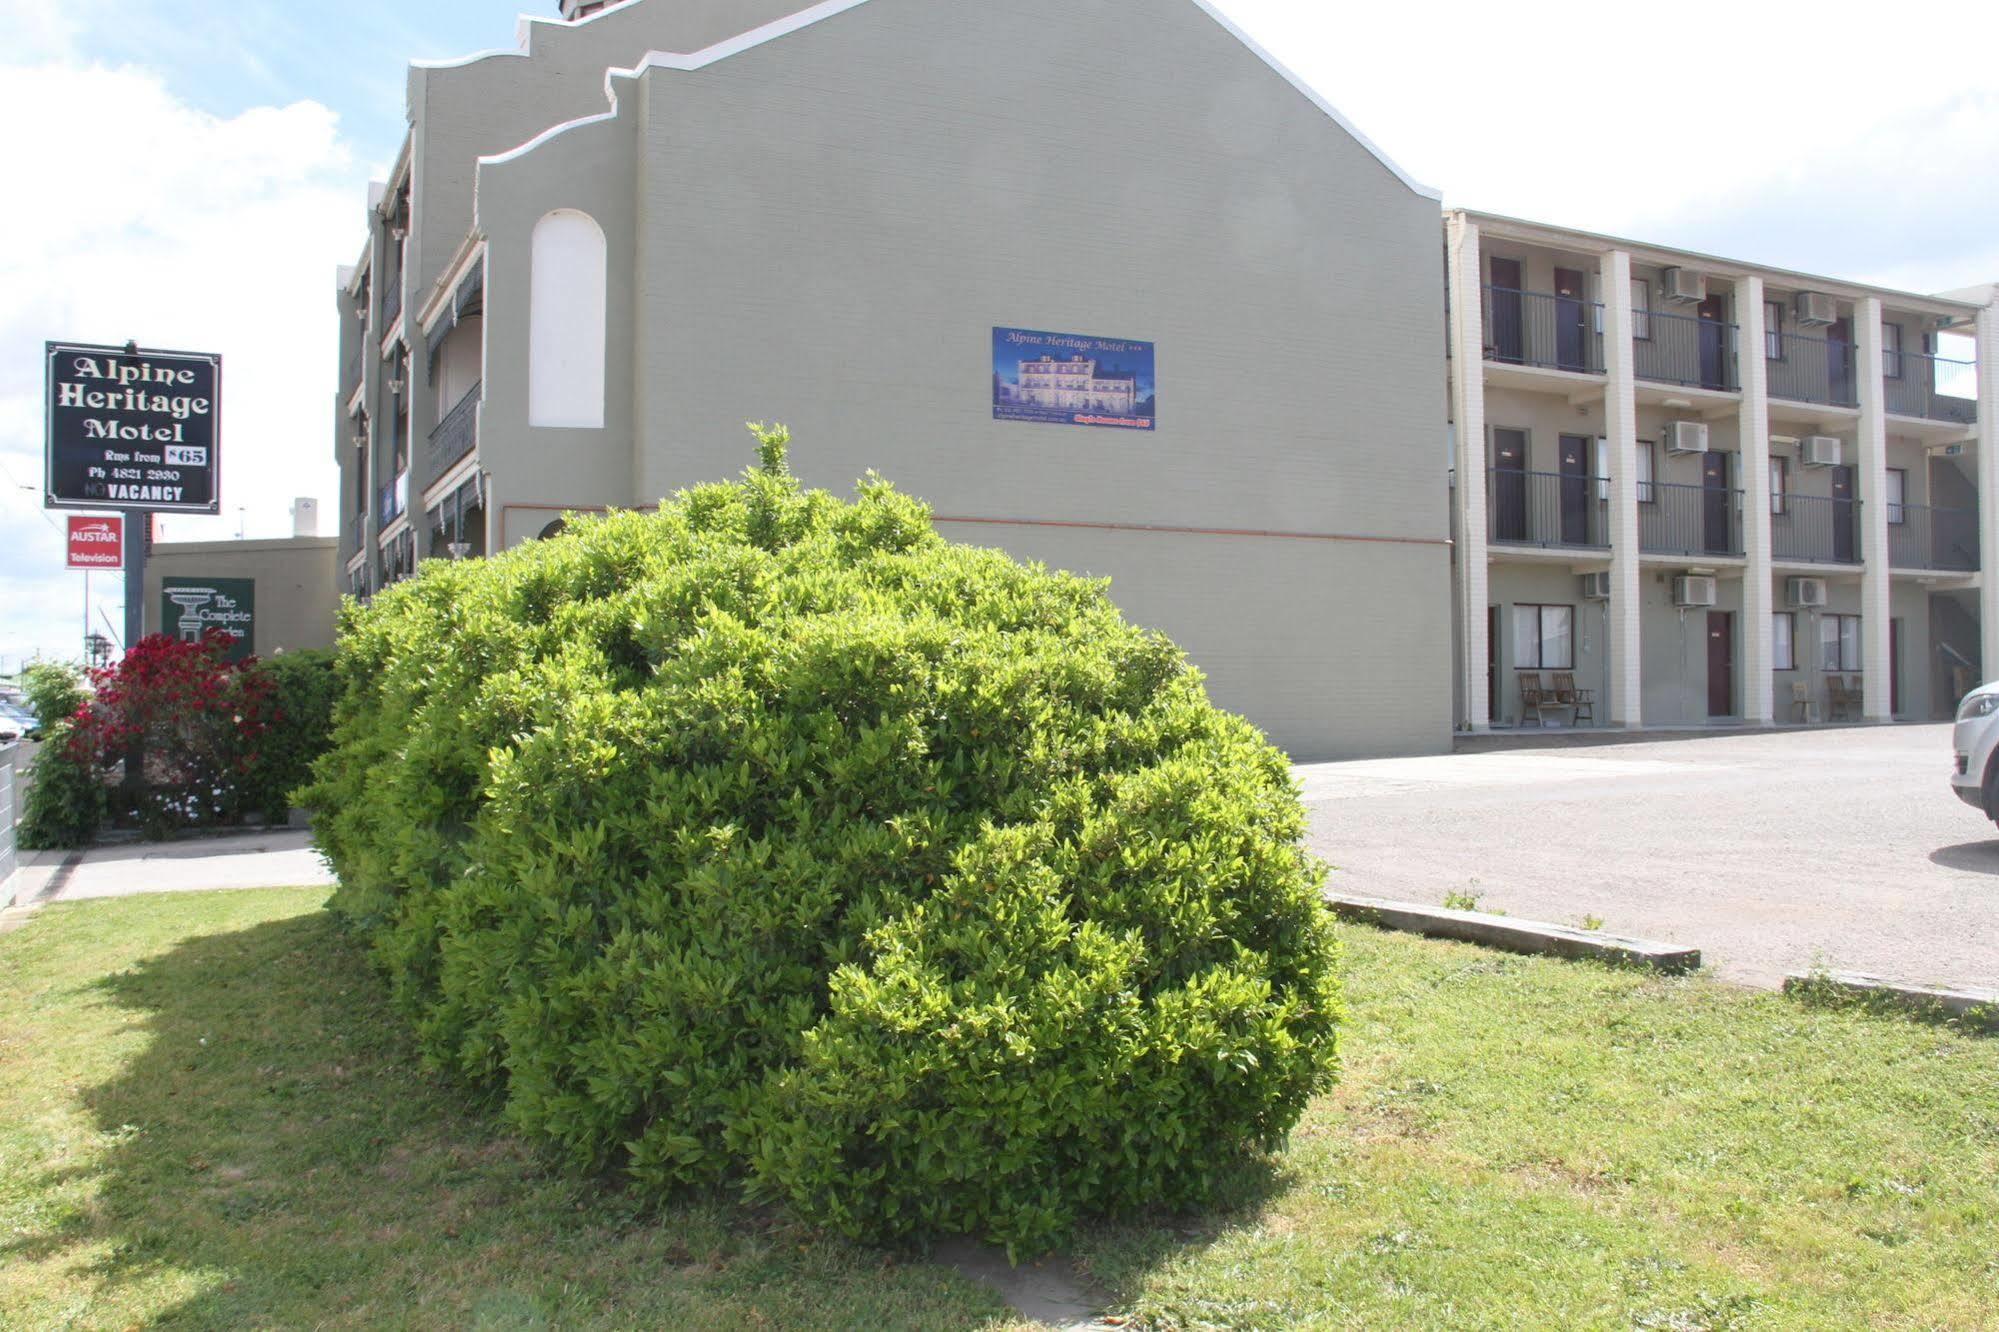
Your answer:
1771;492;1862;564
343;346;362;396
1767;329;1858;407
382;274;403;329
1885;350;1978;424
429;382;481;475
1889;502;1979;572
1483;287;1605;375
1488;469;1609;549
1634;308;1739;391
1639;481;1743;557
377;469;408;529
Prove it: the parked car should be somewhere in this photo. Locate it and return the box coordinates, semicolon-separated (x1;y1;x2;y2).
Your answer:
0;699;38;741
1950;683;1999;825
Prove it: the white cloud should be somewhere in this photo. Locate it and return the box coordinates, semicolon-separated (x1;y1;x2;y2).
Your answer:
0;61;365;670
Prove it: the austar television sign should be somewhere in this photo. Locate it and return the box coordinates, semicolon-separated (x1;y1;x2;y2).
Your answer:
45;341;222;513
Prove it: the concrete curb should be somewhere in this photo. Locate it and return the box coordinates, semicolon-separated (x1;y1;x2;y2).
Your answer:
1329;894;1701;974
1782;971;1999;1031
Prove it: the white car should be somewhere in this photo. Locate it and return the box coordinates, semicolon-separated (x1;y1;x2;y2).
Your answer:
1951;683;1999;824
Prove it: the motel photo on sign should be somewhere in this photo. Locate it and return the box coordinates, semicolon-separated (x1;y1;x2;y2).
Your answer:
45;341;222;514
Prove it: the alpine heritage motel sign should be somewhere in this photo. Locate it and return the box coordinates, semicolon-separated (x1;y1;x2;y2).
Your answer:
45;342;221;513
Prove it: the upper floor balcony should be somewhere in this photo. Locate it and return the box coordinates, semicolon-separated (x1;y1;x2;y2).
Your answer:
1638;480;1743;558
1487;468;1609;550
1483;286;1603;376
429;382;481;477
1481;283;1977;425
1889;501;1979;572
1884;347;1977;425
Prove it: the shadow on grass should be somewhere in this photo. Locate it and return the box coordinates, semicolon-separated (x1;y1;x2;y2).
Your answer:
0;912;1034;1329
2;907;1289;1328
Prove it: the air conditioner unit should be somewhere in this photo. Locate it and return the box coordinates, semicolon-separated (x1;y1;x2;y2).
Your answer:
1672;575;1718;608
1795;291;1838;327
1580;572;1614;600
1787;577;1829;609
1665;421;1711;455
1660;267;1708;304
1800;435;1843;468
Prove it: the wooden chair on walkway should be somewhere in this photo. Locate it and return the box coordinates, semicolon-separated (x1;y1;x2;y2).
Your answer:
1790;680;1818;724
1518;672;1550;727
1828;676;1860;722
1551;671;1595;726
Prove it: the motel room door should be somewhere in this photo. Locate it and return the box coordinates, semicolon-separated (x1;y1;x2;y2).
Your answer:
1701;452;1732;555
1554;267;1591;371
1697;294;1730;390
1492;429;1529;543
1831;465;1858;563
1708;612;1735;718
1489;258;1525;363
1558;435;1593;546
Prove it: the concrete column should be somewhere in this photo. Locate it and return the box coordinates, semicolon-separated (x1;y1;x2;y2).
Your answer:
1854;296;1894;720
1979;298;1999;680
1447;215;1491;732
1738;277;1775;723
1600;249;1643;728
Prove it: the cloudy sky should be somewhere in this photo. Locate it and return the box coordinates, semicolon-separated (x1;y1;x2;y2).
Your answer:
3;0;1997;669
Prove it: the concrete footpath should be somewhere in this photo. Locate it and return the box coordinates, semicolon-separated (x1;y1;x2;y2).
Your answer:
4;829;335;920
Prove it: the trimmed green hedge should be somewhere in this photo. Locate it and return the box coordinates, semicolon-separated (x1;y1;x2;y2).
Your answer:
304;428;1341;1251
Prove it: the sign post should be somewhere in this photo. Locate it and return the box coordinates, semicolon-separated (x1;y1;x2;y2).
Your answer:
45;340;222;647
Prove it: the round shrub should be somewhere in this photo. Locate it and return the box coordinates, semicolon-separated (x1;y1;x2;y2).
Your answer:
304;428;1340;1251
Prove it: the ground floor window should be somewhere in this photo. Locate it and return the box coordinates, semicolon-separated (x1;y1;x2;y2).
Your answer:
1820;614;1862;673
1773;612;1796;671
1513;604;1574;671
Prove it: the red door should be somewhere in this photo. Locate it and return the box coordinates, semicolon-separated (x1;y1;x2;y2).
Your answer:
1707;612;1735;718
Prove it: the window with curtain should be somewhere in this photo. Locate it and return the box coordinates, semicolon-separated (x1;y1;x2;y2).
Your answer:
1883;323;1904;380
1635;441;1656;505
1886;468;1906;525
1513;604;1575;671
1773;613;1795;671
1765;300;1785;359
1631;279;1652;340
1770;457;1788;516
1820;615;1862;672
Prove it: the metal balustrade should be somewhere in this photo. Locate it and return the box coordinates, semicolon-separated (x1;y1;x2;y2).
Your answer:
1889;503;1979;571
1488;469;1609;549
1639;481;1743;557
1771;492;1862;564
1767;329;1858;407
1884;350;1978;424
1634;307;1739;391
429;382;481;475
1482;287;1605;374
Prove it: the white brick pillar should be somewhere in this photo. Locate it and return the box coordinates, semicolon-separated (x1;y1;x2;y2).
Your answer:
1448;215;1492;732
1600;249;1644;728
1738;277;1775;723
1979;298;1999;679
1854;296;1894;720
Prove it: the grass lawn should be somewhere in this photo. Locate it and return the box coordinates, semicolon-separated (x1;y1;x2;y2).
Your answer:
2;890;1995;1330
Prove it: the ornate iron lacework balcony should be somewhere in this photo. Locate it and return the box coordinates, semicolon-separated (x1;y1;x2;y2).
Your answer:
429;383;480;476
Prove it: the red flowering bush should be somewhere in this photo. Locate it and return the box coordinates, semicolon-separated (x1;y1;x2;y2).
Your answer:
71;631;276;837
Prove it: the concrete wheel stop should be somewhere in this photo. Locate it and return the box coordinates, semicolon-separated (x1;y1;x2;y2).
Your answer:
1328;893;1701;974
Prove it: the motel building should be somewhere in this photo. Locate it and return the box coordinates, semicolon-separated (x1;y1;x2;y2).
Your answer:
333;0;1999;757
1014;356;1141;415
1446;213;1997;732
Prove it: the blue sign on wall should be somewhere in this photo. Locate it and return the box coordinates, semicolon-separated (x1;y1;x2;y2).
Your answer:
993;327;1156;431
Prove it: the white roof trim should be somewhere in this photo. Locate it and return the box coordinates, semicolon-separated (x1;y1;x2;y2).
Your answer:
468;0;1437;203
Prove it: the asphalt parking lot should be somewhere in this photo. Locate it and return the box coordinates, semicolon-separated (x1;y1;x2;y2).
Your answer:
1300;724;1999;990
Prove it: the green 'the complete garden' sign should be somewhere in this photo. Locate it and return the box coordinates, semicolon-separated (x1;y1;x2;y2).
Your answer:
161;577;255;662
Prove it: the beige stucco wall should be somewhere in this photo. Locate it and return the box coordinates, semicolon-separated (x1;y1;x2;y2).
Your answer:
145;538;341;655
